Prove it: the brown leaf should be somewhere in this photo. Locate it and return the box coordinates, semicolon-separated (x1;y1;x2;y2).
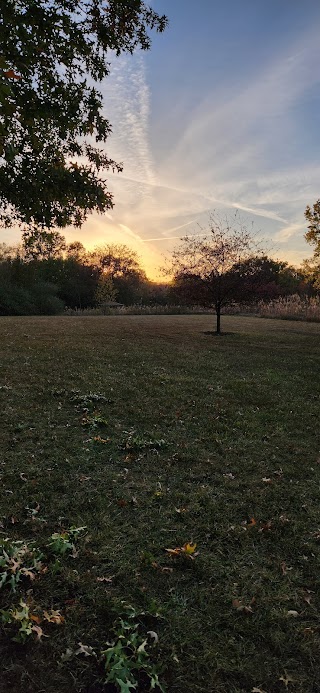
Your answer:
117;499;127;508
247;517;257;527
232;598;254;614
4;68;21;80
43;609;65;624
165;547;181;556
32;624;49;641
30;614;42;624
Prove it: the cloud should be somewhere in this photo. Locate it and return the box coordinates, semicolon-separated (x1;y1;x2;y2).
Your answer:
273;222;306;243
101;53;155;199
57;22;320;275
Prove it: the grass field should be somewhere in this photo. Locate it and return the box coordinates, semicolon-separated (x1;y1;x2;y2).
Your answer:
0;314;319;693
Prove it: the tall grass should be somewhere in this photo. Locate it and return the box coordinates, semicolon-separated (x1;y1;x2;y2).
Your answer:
64;304;212;316
64;294;320;322
256;294;320;322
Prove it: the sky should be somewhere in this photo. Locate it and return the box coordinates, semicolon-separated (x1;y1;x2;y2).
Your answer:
5;0;320;279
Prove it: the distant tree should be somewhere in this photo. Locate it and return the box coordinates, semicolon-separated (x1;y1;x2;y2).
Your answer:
304;201;320;290
66;241;88;263
91;244;143;277
91;243;147;304
0;1;167;229
167;213;265;334
22;229;66;260
301;258;320;291
231;256;308;300
305;200;320;257
95;274;118;308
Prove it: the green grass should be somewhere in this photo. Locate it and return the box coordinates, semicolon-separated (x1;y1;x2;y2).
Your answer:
0;314;319;693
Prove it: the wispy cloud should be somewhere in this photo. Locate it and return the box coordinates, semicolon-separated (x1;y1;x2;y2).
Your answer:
102;53;155;199
67;22;320;275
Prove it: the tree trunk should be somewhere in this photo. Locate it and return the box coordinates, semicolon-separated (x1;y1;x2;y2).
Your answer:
216;302;221;334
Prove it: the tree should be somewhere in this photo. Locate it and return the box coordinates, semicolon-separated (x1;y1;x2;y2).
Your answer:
304;201;320;290
22;229;66;260
91;243;143;277
90;243;147;304
95;274;118;308
230;256;308;300
305;200;320;258
167;213;265;335
0;1;167;229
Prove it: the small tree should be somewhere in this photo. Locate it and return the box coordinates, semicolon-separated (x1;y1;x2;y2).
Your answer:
167;213;265;334
95;274;118;308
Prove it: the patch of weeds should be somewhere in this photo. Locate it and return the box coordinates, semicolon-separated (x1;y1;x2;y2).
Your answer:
0;527;85;644
1;600;64;643
122;431;168;453
82;413;109;428
69;391;114;408
47;526;86;557
101;604;165;692
0;537;44;591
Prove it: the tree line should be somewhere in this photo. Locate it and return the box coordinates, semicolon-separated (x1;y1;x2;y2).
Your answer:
0;229;169;315
0;225;317;324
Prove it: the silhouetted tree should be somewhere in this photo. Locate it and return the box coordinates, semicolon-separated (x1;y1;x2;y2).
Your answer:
22;229;66;260
167;213;265;334
91;243;147;305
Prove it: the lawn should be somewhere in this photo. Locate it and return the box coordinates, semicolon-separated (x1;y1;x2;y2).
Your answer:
0;314;319;693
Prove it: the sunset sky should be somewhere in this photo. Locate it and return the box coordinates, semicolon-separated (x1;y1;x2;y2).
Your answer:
5;0;320;279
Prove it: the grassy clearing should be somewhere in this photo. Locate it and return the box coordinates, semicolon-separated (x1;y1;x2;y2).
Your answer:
0;314;319;693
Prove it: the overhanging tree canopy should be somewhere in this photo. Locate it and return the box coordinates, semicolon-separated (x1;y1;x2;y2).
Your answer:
0;1;167;229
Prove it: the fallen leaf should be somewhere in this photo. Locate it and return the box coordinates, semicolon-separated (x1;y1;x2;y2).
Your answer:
43;609;65;624
262;477;272;483
32;624;49;641
279;672;295;688
248;517;257;527
30;614;42;624
60;647;73;662
252;688;267;693
165;547;181;556
75;642;97;657
4;68;21;80
21;568;36;580
303;590;313;605
96;576;114;583
117;499;127;508
147;630;159;644
182;542;197;555
232;598;254;614
280;561;293;575
287;610;299;618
